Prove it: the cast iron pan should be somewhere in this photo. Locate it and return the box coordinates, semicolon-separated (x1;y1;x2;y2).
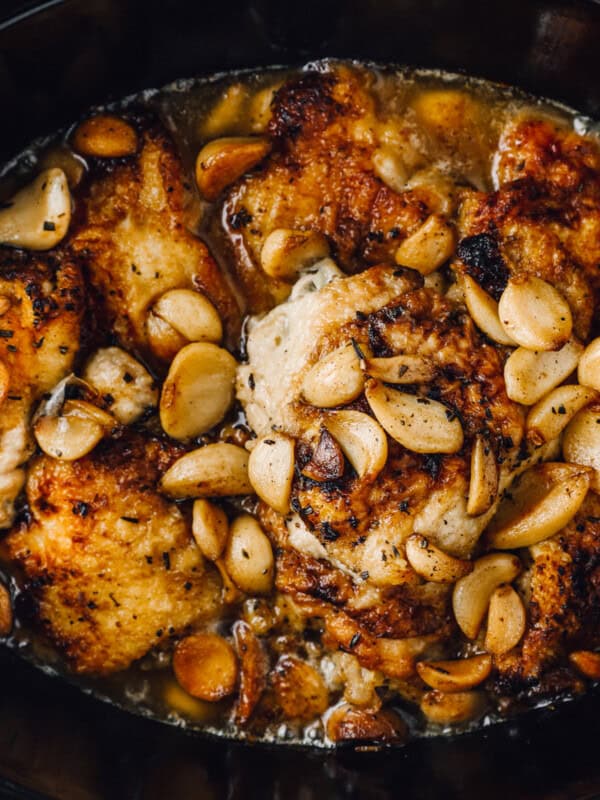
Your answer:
1;1;600;797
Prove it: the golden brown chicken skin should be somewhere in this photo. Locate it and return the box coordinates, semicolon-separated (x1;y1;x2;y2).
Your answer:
69;118;240;361
492;492;600;702
222;67;448;310
0;247;84;526
2;434;222;674
240;262;536;682
456;117;600;337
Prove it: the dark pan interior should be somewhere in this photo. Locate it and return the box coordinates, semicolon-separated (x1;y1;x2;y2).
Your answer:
1;0;600;797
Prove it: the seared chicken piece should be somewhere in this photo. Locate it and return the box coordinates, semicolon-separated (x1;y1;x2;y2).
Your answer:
493;492;600;700
0;247;83;526
70;119;240;360
239;262;523;556
456;117;600;337
222;66;453;310
2;434;221;674
239;262;531;670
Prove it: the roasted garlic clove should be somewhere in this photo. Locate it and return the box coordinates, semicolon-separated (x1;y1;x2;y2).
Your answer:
0;169;71;251
417;654;492;693
224;514;274;595
487;462;590;549
405;535;472;583
260;228;330;280
160;443;251;498
71;114;138;158
324;409;388;481
395;214;455;275
301;343;365;408
248;434;295;514
452;553;521;639
365;380;463;454
498;276;572;351
195;136;271;201
173;633;238;701
159;342;237;440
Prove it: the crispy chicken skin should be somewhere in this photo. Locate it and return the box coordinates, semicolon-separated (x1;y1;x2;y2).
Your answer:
0;248;83;525
2;434;222;674
457;117;600;337
70;119;240;360
222;67;446;310
493;492;600;700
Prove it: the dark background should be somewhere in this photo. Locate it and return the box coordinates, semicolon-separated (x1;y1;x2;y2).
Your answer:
2;1;600;797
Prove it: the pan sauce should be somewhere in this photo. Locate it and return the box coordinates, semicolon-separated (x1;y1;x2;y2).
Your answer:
1;61;600;747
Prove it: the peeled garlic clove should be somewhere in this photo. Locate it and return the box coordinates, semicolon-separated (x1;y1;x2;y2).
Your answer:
146;312;187;361
160;443;251;498
420;689;487;725
365;380;463;454
148;288;223;354
324;409;388;481
272;655;329;722
192;499;229;561
159;342;237;440
563;406;600;492
498;276;572;351
195;136;271;201
484;584;526;655
467;435;498;516
405;535;472;583
362;354;435;384
452;553;521;639
326;704;407;744
83;347;158;425
0;168;71;251
301;344;365;408
248;434;295;514
62;399;116;430
577;337;600;391
71;114;138;158
487;462;590;549
417;654;492;693
461;274;516;346
34;413;104;461
224;514;274;595
260;228;330;280
173;633;238;701
504;337;583;406
395;214;455;275
526;384;598;446
569;650;600;679
372;146;408;193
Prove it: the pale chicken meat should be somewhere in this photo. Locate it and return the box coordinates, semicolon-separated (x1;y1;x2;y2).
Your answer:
2;434;222;674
